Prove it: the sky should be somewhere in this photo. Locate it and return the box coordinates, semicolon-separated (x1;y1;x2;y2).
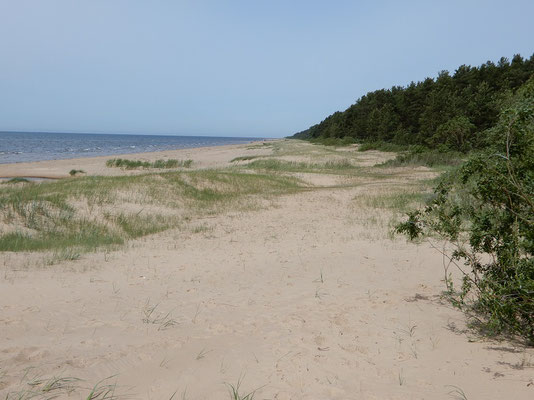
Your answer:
0;1;533;138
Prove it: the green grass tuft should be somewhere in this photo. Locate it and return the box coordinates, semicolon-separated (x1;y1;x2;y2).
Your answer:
227;377;257;400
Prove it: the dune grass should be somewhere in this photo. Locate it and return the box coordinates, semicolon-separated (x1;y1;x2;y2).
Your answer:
245;158;357;173
357;189;434;212
106;158;193;169
379;150;464;168
230;155;262;162
3;372;120;400
0;170;302;255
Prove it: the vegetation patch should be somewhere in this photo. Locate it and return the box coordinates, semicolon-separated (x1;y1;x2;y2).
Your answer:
397;78;534;344
69;169;86;176
246;158;357;173
246;142;273;150
3;371;120;400
2;177;30;184
0;170;303;255
358;189;433;213
379;149;465;168
106;158;193;169
230;155;262;162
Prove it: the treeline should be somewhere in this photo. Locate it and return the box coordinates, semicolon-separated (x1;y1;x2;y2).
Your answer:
294;54;534;151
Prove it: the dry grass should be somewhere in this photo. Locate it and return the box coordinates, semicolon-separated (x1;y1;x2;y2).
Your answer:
0;170;303;256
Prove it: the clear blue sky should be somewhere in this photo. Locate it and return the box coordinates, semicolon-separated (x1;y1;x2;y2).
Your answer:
1;1;533;138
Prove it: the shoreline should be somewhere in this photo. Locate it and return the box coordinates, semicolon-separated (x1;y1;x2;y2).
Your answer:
0;139;278;179
0;131;271;165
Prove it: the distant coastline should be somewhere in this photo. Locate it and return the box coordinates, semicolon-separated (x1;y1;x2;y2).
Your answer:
0;131;264;164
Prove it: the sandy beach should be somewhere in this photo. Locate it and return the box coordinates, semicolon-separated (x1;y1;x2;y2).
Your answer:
0;141;274;179
1;140;532;400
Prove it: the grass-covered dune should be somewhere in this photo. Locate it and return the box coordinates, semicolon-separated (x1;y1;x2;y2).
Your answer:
0;170;302;256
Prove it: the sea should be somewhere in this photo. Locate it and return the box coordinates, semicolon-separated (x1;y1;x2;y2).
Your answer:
0;131;262;164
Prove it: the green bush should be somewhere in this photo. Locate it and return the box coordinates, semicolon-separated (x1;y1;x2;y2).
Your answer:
397;78;534;344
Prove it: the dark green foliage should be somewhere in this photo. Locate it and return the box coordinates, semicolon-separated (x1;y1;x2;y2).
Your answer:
431;116;475;151
397;78;534;344
106;158;193;169
357;141;411;152
69;169;85;176
294;54;534;151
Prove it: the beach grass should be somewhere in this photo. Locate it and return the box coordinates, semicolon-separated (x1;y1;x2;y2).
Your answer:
357;189;434;213
244;158;358;173
2;177;31;184
3;372;119;400
0;170;303;255
106;158;193;169
378;150;464;168
230;155;262;162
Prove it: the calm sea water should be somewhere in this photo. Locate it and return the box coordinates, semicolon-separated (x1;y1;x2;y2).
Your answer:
0;132;262;164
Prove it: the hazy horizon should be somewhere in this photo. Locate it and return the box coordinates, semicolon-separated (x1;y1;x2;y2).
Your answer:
1;1;533;138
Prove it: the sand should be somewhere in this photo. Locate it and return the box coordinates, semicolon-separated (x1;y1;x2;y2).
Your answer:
1;140;533;399
0;141;274;178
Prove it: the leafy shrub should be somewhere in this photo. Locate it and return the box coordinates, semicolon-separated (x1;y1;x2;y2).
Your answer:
396;78;534;344
69;169;86;176
432;116;476;152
